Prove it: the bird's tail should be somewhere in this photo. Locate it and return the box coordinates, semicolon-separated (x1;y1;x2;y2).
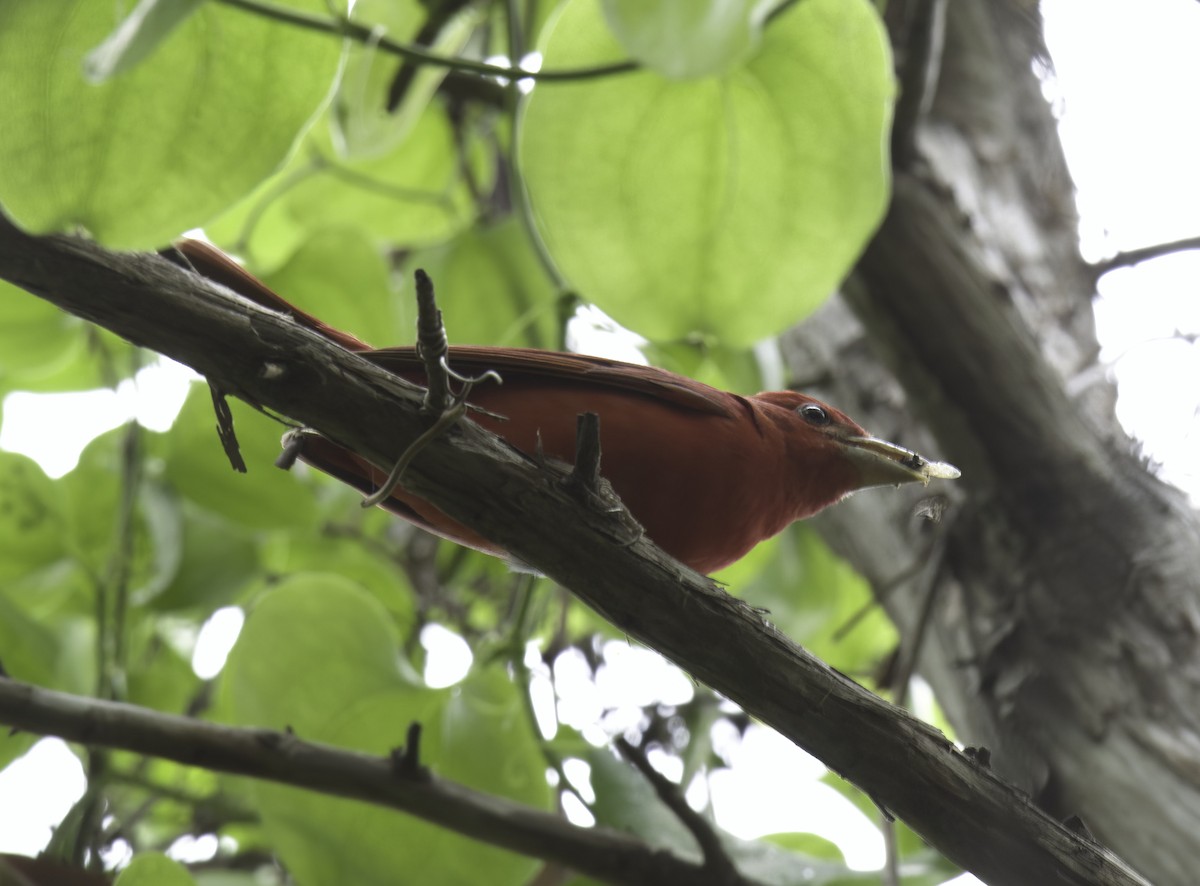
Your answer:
170;239;373;353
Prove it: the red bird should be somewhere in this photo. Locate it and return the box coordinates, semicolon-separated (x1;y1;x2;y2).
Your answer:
179;241;959;574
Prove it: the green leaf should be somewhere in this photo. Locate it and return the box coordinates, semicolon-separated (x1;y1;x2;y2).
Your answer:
126;632;200;716
762;830;846;863
817;772;960;880
0;0;343;248
0;588;64;771
56;426;177;599
191;872;264;886
435;664;553;812
223;575;548;886
0;591;60;687
334;0;479;158
588;748;702;860
0;292;130;394
520;0;892;345
84;0;207;81
261;534;415;634
260;228;409;351
641;339;764;394
0;282;89;388
208;105;483;268
585;748;866;885
407;219;563;348
728;524;896;676
163;386;317;531
601;0;771;78
678;694;723;788
150;503;259;611
114;852;197;886
0;452;66;582
0;732;35;782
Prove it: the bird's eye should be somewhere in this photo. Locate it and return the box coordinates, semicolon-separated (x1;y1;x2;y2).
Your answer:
798;403;830;426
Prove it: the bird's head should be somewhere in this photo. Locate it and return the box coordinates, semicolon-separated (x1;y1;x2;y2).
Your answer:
754;391;960;514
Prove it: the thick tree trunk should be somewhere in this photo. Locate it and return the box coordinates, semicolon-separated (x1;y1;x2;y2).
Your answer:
788;3;1200;883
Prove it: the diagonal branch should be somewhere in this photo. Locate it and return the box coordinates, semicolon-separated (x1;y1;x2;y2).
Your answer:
1089;234;1200;279
0;217;1146;886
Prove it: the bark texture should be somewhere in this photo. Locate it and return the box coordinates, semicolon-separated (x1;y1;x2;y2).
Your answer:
787;3;1200;883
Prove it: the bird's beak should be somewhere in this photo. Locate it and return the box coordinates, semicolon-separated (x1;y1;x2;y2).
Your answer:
842;435;961;490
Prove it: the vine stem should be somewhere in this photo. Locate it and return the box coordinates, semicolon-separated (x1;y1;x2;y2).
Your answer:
215;0;639;83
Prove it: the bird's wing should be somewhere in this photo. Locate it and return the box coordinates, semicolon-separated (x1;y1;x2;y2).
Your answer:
172;239;371;352
366;346;744;419
173;239;743;420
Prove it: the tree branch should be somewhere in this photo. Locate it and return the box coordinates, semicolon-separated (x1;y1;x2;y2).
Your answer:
0;677;728;886
0;217;1147;886
1090;234;1200;279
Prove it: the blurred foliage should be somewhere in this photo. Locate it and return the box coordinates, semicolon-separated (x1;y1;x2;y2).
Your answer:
0;0;953;884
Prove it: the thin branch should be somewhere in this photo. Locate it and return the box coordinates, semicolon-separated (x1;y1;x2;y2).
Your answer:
504;576;594;812
888;535;951;707
214;0;639;84
0;678;747;886
107;416;143;698
1090;235;1200;279
615;738;744;885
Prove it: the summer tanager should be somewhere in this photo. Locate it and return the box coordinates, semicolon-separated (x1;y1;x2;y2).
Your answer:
178;240;958;574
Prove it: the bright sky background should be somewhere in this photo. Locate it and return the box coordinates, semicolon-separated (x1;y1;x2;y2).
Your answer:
2;0;1199;880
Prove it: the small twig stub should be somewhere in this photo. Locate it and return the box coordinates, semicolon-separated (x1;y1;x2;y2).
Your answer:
390;721;431;782
568;412;603;495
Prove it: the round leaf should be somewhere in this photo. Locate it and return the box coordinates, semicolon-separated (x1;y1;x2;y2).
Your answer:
114;852;196;886
0;282;89;387
0;452;66;582
208;106;484;267
224;576;547;886
334;0;478;159
407;220;563;348
260;228;409;351
601;0;771;78
520;0;892;344
149;503;259;611
0;0;343;247
734;524;896;675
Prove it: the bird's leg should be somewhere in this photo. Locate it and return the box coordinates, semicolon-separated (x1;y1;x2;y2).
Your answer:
360;269;500;508
412;268;501;412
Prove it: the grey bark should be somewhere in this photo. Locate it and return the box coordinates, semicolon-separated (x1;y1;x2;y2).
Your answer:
786;3;1200;884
